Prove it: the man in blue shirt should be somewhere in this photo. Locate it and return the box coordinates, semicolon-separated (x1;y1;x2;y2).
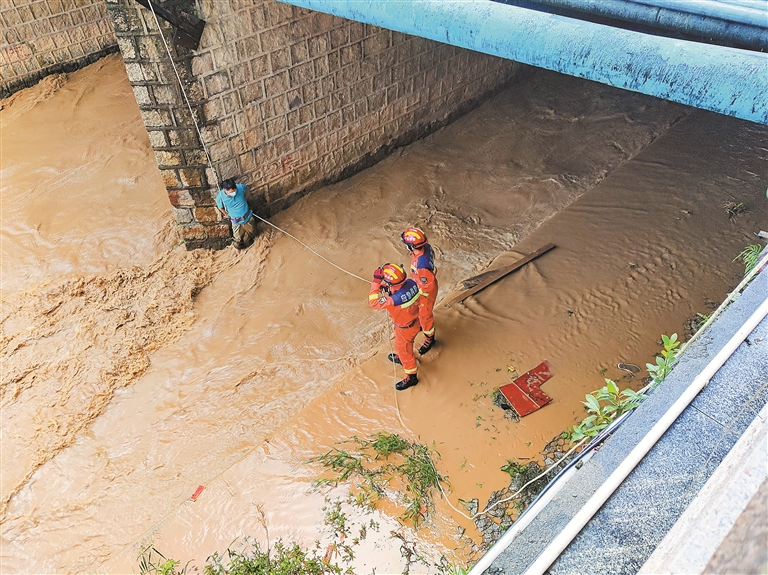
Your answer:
215;178;257;251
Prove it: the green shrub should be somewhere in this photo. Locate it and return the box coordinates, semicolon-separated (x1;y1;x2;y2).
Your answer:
566;379;646;443
646;333;680;386
734;244;762;275
204;539;339;575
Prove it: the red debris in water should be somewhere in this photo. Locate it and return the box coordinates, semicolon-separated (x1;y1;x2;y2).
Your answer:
190;485;205;501
499;361;553;417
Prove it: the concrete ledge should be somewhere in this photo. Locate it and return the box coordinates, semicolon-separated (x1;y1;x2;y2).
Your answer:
493;267;768;574
639;401;768;574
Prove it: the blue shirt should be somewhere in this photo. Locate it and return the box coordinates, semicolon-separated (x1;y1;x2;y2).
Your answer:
216;183;252;223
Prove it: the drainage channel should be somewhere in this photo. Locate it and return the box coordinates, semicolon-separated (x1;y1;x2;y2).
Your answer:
473;251;768;574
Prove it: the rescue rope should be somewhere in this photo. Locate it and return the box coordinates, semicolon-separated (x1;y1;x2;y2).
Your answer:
146;1;216;188
145;0;571;531
430;436;588;522
250;213;369;283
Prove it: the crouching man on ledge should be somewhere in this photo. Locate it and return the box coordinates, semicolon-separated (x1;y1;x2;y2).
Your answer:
215;178;257;252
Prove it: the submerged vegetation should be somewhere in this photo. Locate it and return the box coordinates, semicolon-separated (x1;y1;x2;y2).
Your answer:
311;432;447;527
722;200;746;219
139;539;343;575
138;497;381;575
138;433;462;575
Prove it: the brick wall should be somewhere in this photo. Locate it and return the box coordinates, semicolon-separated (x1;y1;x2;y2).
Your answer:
0;0;118;98
108;0;520;249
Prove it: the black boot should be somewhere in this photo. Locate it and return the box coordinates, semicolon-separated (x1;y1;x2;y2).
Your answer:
395;373;418;391
388;353;402;365
418;336;435;355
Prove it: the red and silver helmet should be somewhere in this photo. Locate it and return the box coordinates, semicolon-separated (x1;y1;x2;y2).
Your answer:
401;227;427;250
381;263;407;287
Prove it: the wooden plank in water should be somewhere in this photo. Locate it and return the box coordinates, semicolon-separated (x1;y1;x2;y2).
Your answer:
443;243;555;308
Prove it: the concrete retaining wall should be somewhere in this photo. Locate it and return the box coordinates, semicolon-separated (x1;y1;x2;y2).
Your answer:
105;0;520;249
0;0;118;98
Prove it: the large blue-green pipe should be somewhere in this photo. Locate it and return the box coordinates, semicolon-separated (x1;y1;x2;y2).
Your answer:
496;0;768;51
277;0;768;124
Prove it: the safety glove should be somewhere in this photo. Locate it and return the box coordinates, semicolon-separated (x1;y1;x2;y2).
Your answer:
373;267;384;281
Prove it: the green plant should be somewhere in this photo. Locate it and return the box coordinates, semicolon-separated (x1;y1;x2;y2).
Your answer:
139;546;188;575
500;460;526;477
313;448;364;482
723;201;746;219
567;379;646;443
734;244;762;275
368;431;409;458
436;556;469;575
204;538;341;575
323;500;349;540
310;432;447;528
139;538;342;575
348;489;377;510
397;442;445;525
646;333;680;386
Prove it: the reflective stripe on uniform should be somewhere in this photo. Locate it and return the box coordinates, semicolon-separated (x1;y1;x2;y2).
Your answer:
369;293;380;300
423;327;435;336
399;295;420;308
404;366;418;374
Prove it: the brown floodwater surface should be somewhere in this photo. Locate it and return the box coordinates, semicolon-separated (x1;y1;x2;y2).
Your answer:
1;57;766;574
0;54;173;297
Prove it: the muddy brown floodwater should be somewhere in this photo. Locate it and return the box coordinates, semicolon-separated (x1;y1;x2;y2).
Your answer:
1;56;766;574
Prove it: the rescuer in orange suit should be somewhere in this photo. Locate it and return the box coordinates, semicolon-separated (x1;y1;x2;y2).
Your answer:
401;227;438;354
369;263;421;391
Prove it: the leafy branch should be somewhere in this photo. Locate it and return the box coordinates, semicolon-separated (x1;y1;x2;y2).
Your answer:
646;333;680;387
734;244;762;275
565;379;646;444
310;432;447;528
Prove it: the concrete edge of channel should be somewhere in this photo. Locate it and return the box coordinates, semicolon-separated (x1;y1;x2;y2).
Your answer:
488;262;768;574
638;400;768;574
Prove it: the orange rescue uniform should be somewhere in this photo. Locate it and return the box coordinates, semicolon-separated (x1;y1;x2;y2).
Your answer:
368;277;421;374
410;244;438;337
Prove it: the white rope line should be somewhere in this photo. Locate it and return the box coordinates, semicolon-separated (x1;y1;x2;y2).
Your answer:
251;213;369;283
146;0;217;188
144;0;590;537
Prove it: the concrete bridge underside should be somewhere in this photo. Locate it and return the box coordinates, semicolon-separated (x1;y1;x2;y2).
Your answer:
278;0;768;125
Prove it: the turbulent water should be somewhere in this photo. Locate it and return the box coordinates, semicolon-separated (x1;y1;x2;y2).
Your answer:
1;56;766;573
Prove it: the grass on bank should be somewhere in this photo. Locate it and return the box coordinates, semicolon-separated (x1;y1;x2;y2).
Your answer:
139;539;345;575
564;331;680;444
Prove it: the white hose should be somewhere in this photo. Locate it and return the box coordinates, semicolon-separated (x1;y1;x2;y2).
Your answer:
524;294;768;575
